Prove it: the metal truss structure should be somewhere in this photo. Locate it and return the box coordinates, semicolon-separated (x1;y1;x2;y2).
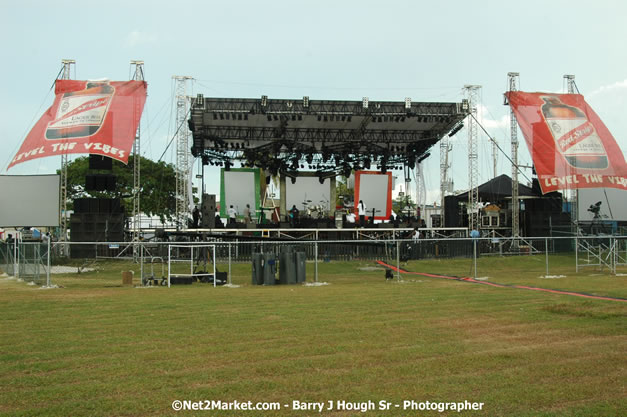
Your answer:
58;59;75;250
174;76;193;229
506;73;520;240
464;85;481;231
131;60;144;260
564;74;577;233
189;96;468;177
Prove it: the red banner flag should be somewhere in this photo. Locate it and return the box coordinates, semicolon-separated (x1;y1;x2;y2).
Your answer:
8;80;147;169
506;91;627;194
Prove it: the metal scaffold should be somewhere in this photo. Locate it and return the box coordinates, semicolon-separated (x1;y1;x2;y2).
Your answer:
131;60;144;260
58;59;75;253
564;74;578;234
173;76;193;229
464;85;481;231
507;72;520;240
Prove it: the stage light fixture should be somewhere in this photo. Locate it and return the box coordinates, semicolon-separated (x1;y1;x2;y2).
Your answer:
347;116;352;122
220;113;224;120
448;122;464;137
362;97;369;109
213;113;217;120
317;115;322;121
405;97;411;109
298;114;302;121
303;96;309;107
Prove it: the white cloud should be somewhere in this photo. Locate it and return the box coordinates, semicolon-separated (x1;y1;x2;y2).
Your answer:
125;30;157;47
588;79;627;97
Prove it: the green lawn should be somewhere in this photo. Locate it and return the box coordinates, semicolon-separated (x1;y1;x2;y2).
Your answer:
0;256;625;416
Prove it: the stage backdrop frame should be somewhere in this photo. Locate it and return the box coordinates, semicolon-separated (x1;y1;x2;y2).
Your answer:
354;171;393;220
219;168;261;220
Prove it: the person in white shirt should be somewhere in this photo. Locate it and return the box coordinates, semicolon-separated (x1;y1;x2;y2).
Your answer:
357;200;366;227
227;205;237;225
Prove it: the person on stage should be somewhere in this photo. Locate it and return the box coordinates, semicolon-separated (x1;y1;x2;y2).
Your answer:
358;200;366;227
227;205;237;225
289;204;299;228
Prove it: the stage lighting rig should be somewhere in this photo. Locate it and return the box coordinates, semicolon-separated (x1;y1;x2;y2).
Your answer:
189;95;468;176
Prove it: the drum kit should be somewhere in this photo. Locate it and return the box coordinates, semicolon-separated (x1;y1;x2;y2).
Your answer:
301;199;328;219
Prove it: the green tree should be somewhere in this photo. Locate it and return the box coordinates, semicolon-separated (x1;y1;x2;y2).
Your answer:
335;176;353;208
59;155;177;222
393;193;415;218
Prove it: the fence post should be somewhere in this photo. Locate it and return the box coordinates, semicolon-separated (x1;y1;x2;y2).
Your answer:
140;241;144;286
545;237;549;277
46;236;51;287
314;241;318;283
228;243;232;285
396;240;400;281
575;236;579;273
473;239;477;279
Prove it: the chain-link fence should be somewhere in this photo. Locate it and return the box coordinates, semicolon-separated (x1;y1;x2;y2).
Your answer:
2;236;626;287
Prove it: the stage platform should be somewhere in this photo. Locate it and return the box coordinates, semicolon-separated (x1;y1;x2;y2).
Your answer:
146;226;468;241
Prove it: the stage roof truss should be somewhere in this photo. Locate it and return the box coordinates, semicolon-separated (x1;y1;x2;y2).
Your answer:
190;96;467;175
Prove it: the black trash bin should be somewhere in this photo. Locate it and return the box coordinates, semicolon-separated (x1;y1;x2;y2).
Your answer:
252;252;264;285
295;251;307;283
263;253;277;285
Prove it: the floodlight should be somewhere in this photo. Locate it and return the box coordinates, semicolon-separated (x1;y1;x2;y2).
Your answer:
261;95;268;107
362;97;369;109
405;97;411;109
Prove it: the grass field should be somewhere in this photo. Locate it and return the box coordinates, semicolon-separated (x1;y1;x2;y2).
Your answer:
0;254;625;416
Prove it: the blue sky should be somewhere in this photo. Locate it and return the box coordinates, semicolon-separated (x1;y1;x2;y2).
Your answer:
2;0;626;203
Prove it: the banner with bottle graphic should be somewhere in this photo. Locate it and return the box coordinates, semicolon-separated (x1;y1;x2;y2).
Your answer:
506;91;627;194
8;80;147;169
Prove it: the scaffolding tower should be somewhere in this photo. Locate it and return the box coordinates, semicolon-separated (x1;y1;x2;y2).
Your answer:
439;135;452;221
464;85;481;231
507;73;520;241
174;76;193;229
564;74;578;234
58;59;75;252
131;61;144;260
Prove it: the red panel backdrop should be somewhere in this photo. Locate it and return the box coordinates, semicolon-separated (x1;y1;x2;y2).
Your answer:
506;91;627;194
9;80;147;169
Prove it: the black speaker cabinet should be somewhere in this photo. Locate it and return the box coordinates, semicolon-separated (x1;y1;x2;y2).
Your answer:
89;154;113;170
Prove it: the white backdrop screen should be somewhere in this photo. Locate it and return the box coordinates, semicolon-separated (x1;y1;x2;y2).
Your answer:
223;171;256;217
0;175;60;226
286;177;331;213
355;172;392;219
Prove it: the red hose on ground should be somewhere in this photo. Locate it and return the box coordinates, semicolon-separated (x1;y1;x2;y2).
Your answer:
376;260;627;303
